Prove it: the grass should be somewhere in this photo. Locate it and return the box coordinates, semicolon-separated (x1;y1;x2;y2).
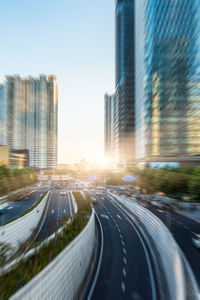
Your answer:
0;191;92;300
1;192;48;226
72;191;91;216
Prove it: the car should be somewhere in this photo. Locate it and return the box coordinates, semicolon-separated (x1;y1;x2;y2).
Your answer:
60;190;67;196
192;233;200;249
0;203;8;214
91;197;98;205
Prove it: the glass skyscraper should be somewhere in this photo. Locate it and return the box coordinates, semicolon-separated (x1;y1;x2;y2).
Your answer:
104;94;115;164
115;0;135;164
135;0;200;166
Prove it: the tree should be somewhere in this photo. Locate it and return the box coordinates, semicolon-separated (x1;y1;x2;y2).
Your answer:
188;177;200;201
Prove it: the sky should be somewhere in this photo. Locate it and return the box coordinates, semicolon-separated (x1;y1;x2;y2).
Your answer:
0;0;115;164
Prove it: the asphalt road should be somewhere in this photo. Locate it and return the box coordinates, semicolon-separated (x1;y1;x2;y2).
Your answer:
35;190;73;241
91;194;157;300
0;190;46;225
145;204;200;287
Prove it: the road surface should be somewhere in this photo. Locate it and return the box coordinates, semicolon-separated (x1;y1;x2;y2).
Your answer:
35;190;73;241
144;204;200;288
90;194;157;300
0;189;46;225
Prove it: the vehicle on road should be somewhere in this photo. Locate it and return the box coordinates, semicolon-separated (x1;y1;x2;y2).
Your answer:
0;203;8;214
91;197;98;205
60;190;67;196
192;233;200;249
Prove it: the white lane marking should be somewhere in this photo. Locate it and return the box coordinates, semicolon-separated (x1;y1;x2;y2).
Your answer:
7;206;13;210
87;212;104;300
107;197;157;300
63;209;66;213
121;282;126;293
51;209;54;214
118;228;121;232
121;240;125;246
122;268;127;278
117;214;121;219
120;234;123;239
116;223;119;227
123;257;127;264
101;214;109;220
123;248;127;254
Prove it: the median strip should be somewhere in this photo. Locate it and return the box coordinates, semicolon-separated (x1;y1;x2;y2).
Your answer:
1;191;47;226
0;191;92;300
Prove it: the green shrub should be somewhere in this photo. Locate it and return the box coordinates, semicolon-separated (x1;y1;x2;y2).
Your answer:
72;191;91;216
188;177;200;201
0;217;88;299
0;166;37;197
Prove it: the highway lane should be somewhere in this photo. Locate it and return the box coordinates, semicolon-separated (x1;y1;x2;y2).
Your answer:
35;190;73;241
145;204;200;287
0;190;46;225
91;195;156;300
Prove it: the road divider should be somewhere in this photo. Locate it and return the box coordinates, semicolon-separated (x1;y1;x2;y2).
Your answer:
70;191;78;214
0;191;49;256
9;209;96;300
109;193;200;300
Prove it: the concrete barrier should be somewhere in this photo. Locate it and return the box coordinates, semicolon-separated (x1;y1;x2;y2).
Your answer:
10;209;96;300
70;191;78;214
109;193;200;300
0;191;49;252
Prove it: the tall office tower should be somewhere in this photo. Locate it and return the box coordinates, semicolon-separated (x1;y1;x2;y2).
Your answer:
104;94;115;164
4;75;58;169
115;0;135;165
135;0;200;167
0;84;6;145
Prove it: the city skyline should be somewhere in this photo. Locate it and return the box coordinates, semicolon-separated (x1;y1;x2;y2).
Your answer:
0;0;115;164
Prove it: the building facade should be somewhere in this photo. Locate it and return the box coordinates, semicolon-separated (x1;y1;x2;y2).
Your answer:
134;0;200;167
104;94;115;164
0;146;28;169
2;75;58;169
115;0;135;165
114;0;200;167
0;84;6;145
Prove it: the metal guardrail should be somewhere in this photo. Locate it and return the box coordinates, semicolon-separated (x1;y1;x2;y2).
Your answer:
110;193;200;300
10;209;96;300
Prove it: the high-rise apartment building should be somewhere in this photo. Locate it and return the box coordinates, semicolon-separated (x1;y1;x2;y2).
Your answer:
0;84;6;145
115;0;135;165
2;75;58;169
135;0;200;167
104;94;115;164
